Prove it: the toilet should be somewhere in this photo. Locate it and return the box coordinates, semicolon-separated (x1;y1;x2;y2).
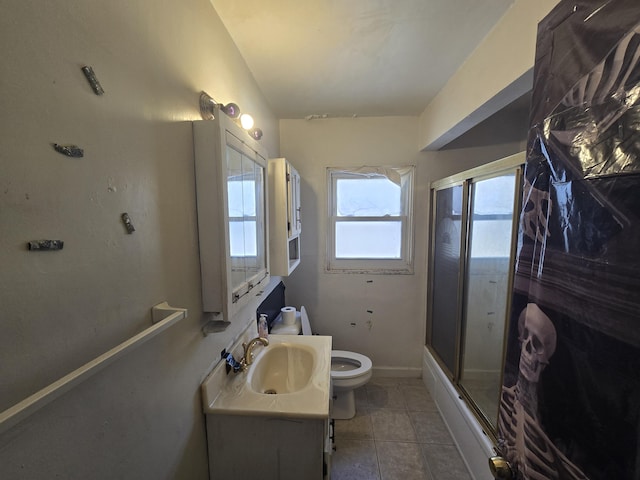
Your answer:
271;306;373;420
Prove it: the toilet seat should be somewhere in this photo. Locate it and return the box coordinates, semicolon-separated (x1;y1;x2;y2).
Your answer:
331;350;373;380
300;306;313;335
298;306;372;379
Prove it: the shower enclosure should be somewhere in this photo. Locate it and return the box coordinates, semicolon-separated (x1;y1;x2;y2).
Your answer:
427;152;524;438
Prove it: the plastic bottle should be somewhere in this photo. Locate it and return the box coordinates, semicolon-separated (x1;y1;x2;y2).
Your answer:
258;314;269;339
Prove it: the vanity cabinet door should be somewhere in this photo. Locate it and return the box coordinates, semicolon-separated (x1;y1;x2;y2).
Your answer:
194;114;269;321
268;158;301;276
207;415;325;480
288;163;302;237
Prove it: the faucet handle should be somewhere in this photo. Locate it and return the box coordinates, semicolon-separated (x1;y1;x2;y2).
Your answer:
241;337;269;369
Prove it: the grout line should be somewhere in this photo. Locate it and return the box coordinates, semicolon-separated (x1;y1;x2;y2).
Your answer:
368;386;383;479
373;437;383;480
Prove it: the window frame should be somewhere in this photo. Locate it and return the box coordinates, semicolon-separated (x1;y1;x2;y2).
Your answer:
326;166;415;274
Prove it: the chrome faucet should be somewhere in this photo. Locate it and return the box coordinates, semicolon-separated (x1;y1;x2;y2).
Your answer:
241;337;269;370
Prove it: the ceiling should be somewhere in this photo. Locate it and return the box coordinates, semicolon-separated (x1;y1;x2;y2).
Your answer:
211;0;516;119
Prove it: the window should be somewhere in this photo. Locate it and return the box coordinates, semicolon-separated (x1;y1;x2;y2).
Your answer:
327;166;415;273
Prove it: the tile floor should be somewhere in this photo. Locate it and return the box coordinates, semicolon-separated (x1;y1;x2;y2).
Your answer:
330;377;473;480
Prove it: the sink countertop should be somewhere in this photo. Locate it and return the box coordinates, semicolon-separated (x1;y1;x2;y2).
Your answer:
202;335;332;419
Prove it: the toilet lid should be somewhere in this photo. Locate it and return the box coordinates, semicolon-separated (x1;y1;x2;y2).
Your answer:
331;350;373;379
300;306;313;335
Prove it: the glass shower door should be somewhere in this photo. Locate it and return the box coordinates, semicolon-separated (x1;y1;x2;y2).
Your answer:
429;184;465;376
460;172;519;427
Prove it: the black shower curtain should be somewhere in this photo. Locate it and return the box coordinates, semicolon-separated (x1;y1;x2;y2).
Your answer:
498;1;640;479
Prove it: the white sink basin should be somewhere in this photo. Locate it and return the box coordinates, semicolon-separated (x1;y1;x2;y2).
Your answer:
248;342;315;394
202;334;332;418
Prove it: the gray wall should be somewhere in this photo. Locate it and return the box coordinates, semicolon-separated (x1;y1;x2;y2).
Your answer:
0;1;277;478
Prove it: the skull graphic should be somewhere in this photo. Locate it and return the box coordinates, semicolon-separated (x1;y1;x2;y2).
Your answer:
517;303;557;383
522;178;552;243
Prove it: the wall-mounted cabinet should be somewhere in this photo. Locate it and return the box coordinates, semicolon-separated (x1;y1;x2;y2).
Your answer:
268;157;301;276
193;110;270;321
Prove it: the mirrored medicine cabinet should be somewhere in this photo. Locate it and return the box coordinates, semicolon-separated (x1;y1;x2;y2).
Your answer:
193;108;269;323
427;152;524;439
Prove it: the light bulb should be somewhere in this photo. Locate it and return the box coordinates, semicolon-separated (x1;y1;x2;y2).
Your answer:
221;103;240;119
249;128;263;140
240;113;254;130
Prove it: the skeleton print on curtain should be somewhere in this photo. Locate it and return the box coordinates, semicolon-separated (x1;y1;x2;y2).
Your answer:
499;1;640;479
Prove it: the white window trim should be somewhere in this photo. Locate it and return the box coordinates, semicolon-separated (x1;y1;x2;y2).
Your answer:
326;166;415;274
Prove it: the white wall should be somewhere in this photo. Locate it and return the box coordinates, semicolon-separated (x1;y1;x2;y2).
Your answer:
419;0;560;150
0;1;278;478
280;117;427;374
280;116;524;375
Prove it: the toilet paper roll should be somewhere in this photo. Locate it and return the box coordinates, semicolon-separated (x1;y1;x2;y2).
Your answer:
281;306;296;325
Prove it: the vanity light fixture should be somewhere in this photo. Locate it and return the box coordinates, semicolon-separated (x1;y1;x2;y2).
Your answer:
198;91;262;140
240;113;254;130
248;128;263;140
220;102;240;119
199;92;216;120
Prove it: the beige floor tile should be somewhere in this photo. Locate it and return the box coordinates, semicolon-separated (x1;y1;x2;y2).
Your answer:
371;409;417;442
421;443;472;480
369;376;418;386
368;377;401;385
366;384;406;409
400;385;438;412
329;377;471;480
409;410;455;445
331;438;380;480
376;441;433;480
335;407;374;440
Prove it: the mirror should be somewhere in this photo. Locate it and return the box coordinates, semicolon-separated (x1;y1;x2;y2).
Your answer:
227;145;247;290
243;153;266;282
460;173;518;427
226;144;267;297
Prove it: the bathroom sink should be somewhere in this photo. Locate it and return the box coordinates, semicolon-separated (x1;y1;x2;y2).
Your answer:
248;343;314;394
202;334;332;418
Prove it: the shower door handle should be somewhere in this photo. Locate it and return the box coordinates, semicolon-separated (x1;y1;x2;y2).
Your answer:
488;456;513;479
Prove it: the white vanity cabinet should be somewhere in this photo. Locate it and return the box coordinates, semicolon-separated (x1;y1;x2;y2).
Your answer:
193;112;270;320
268;157;301;276
206;414;330;479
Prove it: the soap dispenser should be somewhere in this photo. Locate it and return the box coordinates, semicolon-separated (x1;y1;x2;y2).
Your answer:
258;314;269;339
